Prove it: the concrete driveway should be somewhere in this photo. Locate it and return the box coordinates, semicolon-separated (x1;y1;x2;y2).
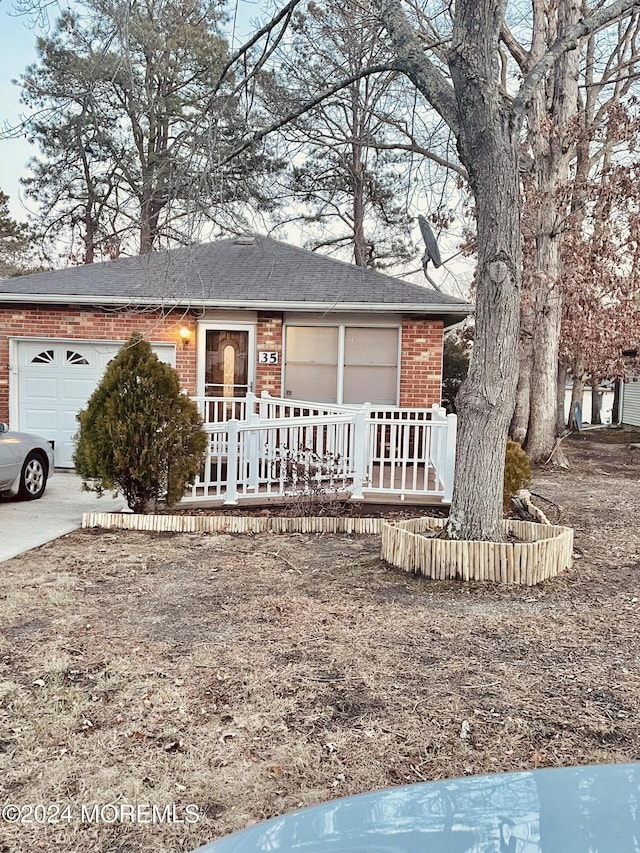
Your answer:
0;470;126;562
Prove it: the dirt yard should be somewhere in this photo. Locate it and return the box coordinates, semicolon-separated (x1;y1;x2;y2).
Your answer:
1;430;640;852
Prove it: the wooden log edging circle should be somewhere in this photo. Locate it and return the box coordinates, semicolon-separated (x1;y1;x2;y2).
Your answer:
380;517;574;585
82;512;383;536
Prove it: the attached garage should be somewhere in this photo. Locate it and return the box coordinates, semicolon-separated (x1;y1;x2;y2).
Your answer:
10;338;175;467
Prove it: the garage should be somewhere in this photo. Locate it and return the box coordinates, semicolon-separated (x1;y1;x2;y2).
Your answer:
12;339;176;467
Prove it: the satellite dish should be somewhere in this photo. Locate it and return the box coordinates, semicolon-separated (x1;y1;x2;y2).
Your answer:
418;215;442;268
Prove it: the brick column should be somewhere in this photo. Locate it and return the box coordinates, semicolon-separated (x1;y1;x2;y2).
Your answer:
399;317;444;407
255;312;283;396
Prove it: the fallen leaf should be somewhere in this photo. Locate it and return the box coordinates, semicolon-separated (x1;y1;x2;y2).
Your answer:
531;749;546;768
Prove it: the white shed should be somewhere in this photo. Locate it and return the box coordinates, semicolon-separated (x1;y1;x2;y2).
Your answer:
621;378;640;427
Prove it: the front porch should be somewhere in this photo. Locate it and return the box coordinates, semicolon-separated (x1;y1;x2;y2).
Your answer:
184;392;457;508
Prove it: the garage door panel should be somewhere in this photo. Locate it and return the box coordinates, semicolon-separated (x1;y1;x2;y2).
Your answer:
22;345;58;366
22;408;58;432
61;377;101;403
23;377;59;400
97;349;120;369
63;410;82;430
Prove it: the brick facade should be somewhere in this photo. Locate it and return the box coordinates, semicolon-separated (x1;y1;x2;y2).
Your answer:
0;305;444;424
0;305;197;423
399;317;444;408
255;312;283;396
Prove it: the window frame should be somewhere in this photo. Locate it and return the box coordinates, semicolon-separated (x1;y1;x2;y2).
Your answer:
283;319;402;405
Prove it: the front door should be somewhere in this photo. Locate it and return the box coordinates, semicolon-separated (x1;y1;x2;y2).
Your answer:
204;329;253;398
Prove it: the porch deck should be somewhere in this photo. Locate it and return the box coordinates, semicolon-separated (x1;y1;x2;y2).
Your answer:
187;392;457;507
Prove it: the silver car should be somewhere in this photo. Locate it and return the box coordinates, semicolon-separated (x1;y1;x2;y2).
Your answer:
0;423;55;500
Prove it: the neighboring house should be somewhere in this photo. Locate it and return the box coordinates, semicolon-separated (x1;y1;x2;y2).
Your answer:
621;378;640;427
563;381;615;426
616;349;639;427
0;235;471;467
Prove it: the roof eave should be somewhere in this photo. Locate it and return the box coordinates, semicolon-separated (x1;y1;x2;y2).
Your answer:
0;293;473;315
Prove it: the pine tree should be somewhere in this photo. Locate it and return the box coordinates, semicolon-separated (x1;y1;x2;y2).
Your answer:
0;190;35;277
19;0;279;260
74;333;208;512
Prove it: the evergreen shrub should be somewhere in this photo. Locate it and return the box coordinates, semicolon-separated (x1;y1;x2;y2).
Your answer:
503;439;531;509
74;333;208;513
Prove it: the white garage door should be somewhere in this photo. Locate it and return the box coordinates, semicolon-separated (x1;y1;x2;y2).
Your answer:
15;340;176;468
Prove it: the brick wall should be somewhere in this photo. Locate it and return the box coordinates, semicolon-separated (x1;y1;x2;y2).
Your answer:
399;317;444;408
255;312;283;396
0;305;197;423
0;305;445;422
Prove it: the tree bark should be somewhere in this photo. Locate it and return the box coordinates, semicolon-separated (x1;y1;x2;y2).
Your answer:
443;1;522;541
352;139;368;267
372;0;640;540
510;336;532;444
556;361;568;433
568;355;585;429
376;0;522;540
524;0;581;462
612;378;621;424
591;377;602;424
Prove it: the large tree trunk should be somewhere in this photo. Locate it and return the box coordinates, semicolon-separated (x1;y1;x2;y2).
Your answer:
525;270;563;458
591;377;602;424
444;2;522;542
556;361;568;433
511;336;532;444
524;0;580;461
375;0;522;540
568;355;585;430
352;139;368;267
139;197;163;254
612;378;621;424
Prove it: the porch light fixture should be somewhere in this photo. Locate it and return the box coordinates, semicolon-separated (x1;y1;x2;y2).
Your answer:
179;327;192;348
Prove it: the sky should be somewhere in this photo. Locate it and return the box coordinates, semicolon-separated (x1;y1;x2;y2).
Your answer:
0;7;39;219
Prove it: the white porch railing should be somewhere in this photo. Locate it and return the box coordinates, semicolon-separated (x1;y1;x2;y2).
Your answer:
189;392;457;505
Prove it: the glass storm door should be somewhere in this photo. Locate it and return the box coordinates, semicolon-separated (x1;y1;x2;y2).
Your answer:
204;329;252;398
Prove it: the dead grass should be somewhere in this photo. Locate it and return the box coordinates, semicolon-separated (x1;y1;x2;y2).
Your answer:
1;439;640;852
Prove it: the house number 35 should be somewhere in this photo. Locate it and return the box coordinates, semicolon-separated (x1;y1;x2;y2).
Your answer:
258;351;279;364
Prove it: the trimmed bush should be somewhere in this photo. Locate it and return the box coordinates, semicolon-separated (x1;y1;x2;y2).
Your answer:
74;333;207;513
504;439;531;509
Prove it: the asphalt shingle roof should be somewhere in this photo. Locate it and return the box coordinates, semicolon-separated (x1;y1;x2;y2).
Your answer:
1;235;471;318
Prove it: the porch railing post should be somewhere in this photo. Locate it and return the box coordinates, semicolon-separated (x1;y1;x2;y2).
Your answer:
259;390;271;420
443;413;457;502
247;412;260;491
430;404;443;474
245;391;256;419
224;419;239;505
351;403;370;499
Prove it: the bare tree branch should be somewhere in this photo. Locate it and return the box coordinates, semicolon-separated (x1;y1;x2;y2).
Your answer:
372;0;461;134
500;24;530;72
515;0;640;115
370;140;467;179
214;0;304;95
221;62;402;164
